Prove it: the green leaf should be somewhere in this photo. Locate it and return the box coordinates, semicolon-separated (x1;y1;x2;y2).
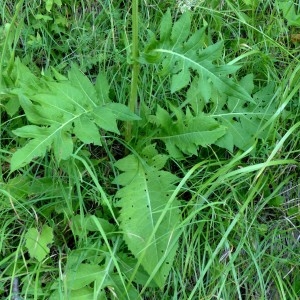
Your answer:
243;0;259;6
105;102;141;121
53;130;74;161
142;144;169;170
154;106;227;158
278;0;300;26
143;10;253;103
43;0;61;12
73;116;102;146
13;125;51;138
114;155;181;288
185;77;206;114
197;41;224;62
11;130;54;171
171;11;191;45
50;287;98;300
13;58;41;92
3;175;31;199
25;225;53;262
92;106;120;134
35;14;53;21
44;0;53;12
10;62;139;170
214;77;277;152
117;253;157;287
184;26;207;53
105;274;141;299
171;66;191;93
63;253;140;298
68;64;98;107
71;214;115;236
159;9;172;41
92;103;140;134
1;93;20;116
95;72;110;104
16;94;53;125
51;66;68;81
66;264;105;290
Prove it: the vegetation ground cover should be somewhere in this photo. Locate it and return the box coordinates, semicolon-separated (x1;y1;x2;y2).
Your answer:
0;0;299;299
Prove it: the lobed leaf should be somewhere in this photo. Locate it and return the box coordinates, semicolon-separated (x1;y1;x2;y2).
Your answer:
153;105;227;158
10;62;139;170
113;155;181;288
213;75;277;152
142;10;253;103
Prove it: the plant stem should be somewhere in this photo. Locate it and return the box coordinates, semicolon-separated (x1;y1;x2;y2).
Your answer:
125;0;140;142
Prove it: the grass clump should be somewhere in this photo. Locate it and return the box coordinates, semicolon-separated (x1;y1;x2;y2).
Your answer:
0;0;299;299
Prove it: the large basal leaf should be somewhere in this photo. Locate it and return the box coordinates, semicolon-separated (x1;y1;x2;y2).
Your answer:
152;105;227;158
113;154;181;288
212;74;278;152
142;9;253;103
141;10;269;154
10;61;140;171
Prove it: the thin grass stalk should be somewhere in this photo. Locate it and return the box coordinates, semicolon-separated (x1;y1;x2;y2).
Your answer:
187;175;266;299
0;0;24;87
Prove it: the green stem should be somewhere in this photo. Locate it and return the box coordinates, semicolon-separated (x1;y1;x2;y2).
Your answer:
125;0;140;142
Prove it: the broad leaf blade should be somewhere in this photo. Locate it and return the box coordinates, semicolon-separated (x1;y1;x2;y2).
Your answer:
214;77;277;152
114;155;180;288
171;67;191;93
143;10;253;103
160;9;172;41
66;264;105;290
68;64;98;107
53;131;74;161
50;287;97;300
10;61;134;170
171;11;191;45
154;106;227;158
105;102;141;121
73;116;102;145
105;275;141;299
95;72;110;104
25;225;53;262
11;129;54;171
92;106;120;134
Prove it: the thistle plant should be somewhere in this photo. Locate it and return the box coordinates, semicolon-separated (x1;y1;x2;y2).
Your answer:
1;0;299;299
